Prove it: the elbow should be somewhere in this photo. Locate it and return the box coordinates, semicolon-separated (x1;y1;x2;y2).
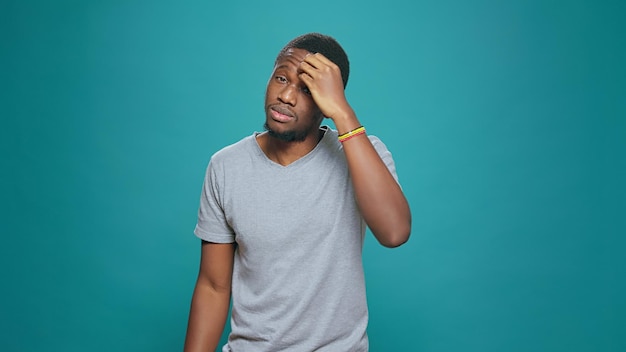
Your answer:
376;223;411;248
367;203;412;248
379;232;410;248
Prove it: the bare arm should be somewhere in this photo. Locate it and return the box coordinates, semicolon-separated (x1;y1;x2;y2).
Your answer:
184;241;235;351
338;121;411;247
299;53;412;247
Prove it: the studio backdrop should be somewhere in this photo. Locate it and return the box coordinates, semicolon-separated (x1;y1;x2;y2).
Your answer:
2;0;624;351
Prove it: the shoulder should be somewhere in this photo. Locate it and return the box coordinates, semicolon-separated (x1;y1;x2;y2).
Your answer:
367;134;391;154
324;126;389;155
209;133;257;165
368;134;383;144
202;134;261;181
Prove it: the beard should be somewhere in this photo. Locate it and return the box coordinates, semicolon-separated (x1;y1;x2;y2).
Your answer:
263;122;310;142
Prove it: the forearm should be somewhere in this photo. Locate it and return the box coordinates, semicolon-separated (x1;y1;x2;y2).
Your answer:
298;51;411;246
335;112;412;247
184;283;231;352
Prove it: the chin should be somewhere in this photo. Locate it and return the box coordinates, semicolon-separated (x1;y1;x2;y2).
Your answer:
264;122;306;142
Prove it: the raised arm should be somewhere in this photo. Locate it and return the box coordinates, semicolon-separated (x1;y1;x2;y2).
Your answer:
299;53;411;247
184;241;235;351
336;120;411;247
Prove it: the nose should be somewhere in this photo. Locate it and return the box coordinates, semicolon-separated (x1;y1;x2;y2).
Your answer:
277;84;297;106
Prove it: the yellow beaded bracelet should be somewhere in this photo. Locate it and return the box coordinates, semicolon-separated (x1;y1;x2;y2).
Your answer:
338;126;366;143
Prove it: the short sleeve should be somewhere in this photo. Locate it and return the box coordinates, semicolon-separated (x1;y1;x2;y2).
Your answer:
193;158;236;243
369;135;401;185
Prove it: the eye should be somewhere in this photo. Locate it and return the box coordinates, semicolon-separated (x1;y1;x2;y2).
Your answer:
301;86;311;95
275;76;287;83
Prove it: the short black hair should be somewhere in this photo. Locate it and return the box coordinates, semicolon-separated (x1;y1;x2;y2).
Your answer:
276;33;350;88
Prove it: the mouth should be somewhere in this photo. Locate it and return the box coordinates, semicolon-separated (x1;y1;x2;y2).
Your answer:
269;106;295;123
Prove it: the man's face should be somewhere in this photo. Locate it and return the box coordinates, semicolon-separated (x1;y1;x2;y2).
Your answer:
264;48;323;142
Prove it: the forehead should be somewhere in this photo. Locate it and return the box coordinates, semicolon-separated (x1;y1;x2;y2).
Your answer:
275;47;311;70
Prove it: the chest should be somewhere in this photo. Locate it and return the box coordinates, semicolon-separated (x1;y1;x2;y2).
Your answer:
221;158;357;252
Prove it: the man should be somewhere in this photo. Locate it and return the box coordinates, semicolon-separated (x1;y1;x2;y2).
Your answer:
184;33;411;352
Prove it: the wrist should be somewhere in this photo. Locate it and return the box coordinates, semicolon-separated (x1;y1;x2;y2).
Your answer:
338;126;366;143
330;109;360;135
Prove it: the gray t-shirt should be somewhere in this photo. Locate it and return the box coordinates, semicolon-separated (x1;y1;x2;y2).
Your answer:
194;126;399;352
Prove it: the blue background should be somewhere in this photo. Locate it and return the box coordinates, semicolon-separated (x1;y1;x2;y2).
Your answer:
2;0;624;351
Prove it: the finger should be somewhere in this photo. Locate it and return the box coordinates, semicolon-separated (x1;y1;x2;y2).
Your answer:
302;53;324;69
310;53;340;73
303;53;340;76
298;61;318;79
298;72;314;86
312;52;336;68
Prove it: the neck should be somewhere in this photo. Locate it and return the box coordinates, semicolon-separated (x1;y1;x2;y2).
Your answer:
258;128;325;166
